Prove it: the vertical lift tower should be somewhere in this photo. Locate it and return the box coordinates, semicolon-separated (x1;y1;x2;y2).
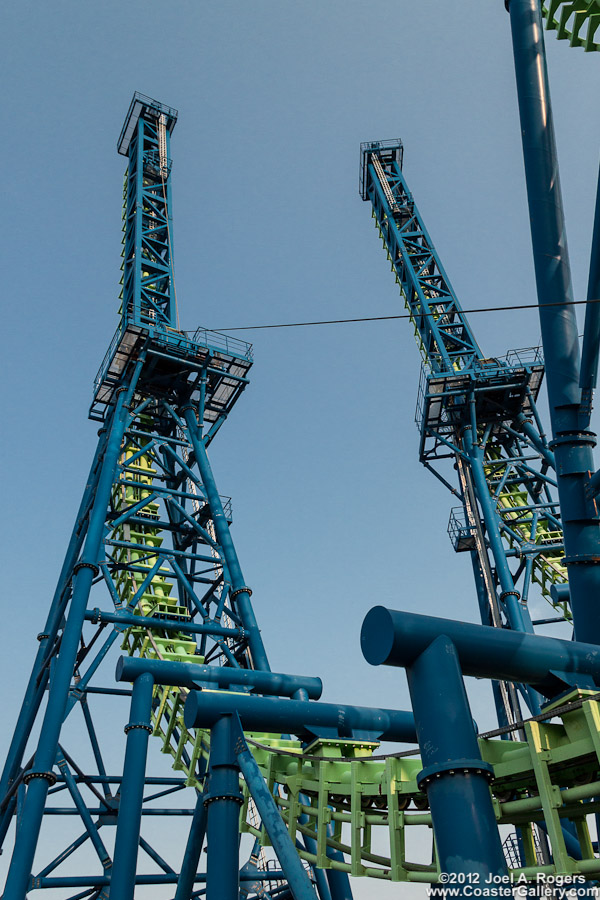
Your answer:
0;94;313;900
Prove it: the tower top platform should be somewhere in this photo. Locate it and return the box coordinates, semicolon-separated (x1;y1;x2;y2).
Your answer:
359;139;403;200
117;92;178;157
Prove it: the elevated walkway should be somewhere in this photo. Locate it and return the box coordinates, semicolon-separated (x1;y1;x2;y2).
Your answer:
89;323;253;424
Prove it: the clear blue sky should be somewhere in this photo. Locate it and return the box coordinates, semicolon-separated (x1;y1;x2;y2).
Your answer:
2;2;600;895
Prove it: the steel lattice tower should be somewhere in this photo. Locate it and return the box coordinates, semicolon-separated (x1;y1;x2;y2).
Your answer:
5;1;600;896
0;93;317;900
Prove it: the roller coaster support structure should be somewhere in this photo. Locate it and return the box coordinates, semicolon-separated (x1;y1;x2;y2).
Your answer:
0;91;364;900
508;0;600;645
361;604;600;887
404;635;506;887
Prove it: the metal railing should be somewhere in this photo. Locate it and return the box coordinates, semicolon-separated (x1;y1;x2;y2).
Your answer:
192;327;253;362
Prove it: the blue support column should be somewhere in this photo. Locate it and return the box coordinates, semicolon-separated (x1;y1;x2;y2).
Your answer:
231;713;317;900
109;672;155;900
508;0;600;645
204;715;243;900
462;425;531;635
3;389;131;900
406;636;507;886
580;158;600;403
174;791;207;900
182;405;270;672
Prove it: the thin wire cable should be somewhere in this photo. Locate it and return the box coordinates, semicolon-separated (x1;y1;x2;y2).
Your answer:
184;296;600;335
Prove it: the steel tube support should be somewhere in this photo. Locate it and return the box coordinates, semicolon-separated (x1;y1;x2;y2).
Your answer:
109;672;154;900
184;690;416;743
508;0;600;645
0;434;105;818
361;606;600;695
182;406;270;671
515;412;555;469
580;157;600;401
205;715;243;900
407;636;507;886
174;791;207;900
3;390;131;900
462;425;533;636
232;713;317;900
117;656;322;699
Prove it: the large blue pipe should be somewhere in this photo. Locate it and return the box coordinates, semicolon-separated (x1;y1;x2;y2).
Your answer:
361;606;598;695
579;159;600;400
508;0;600;645
117;656;322;699
232;714;317;900
406;636;507;887
174;791;207;900
184;690;416;743
462;424;531;635
110;673;155;900
205;715;243;900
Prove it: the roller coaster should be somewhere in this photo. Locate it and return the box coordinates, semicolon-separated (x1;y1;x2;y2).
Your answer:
2;1;600;898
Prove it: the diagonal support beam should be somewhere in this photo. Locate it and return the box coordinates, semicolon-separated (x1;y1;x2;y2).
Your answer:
231;712;318;900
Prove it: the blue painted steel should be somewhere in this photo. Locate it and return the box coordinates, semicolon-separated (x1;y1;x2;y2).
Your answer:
182;405;271;672
109;673;154;900
361;606;599;694
25;872;287;888
0;437;105;828
231;713;318;900
508;0;600;645
3;387;134;900
117;656;322;699
359;140;483;373
120;94;178;332
86;608;243;639
184;689;417;743
205;715;243;900
174;791;207;900
406;636;507;887
461;425;530;634
55;749;111;871
361;135;563;729
0;95;280;896
580;158;600;399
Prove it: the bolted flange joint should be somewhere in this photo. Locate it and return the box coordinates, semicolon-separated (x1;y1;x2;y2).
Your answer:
23;770;58;787
73;561;100;577
417;758;494;791
499;589;521;602
203;791;244;809
180;404;198;420
231;586;253;600
124;722;153;735
563;554;600;566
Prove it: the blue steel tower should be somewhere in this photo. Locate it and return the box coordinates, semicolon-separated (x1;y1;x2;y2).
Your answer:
0;93;300;900
360;140;552;725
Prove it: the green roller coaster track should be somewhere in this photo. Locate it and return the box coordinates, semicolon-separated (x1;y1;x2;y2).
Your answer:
542;0;600;52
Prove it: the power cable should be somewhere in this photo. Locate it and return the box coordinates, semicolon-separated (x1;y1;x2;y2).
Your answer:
180;295;600;335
